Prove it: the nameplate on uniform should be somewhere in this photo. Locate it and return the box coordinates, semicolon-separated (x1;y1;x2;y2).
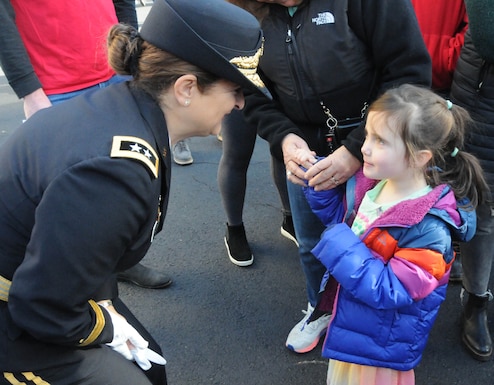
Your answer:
111;136;159;178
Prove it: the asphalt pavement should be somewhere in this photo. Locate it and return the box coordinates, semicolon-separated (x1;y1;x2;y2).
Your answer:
1;4;494;384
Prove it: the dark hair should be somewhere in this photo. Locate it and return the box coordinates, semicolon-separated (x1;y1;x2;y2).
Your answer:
106;24;220;100
368;84;489;208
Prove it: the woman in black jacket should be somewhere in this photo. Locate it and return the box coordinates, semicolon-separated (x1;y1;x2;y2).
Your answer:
224;0;432;354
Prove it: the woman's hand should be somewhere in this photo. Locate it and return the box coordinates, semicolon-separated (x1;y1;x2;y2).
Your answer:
23;88;52;119
304;146;361;191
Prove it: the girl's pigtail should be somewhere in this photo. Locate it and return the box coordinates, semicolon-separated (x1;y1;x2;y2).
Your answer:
439;102;489;208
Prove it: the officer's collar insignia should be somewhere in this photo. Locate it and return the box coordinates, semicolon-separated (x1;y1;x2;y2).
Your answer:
111;136;159;178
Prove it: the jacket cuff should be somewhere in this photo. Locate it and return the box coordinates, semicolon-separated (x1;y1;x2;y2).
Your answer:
9;72;43;99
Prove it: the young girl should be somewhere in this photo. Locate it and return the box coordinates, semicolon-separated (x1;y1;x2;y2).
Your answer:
304;84;488;385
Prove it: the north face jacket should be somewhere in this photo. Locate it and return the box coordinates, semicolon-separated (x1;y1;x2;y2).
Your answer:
243;0;432;160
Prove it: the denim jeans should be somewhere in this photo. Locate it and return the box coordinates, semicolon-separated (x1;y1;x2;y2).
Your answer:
460;202;494;295
287;181;327;307
47;75;130;105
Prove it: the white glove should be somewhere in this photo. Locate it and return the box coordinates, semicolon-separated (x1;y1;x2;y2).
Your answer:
105;308;148;359
131;347;167;370
104;308;166;370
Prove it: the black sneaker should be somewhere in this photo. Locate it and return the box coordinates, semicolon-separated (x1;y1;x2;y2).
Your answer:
224;223;254;267
281;215;299;247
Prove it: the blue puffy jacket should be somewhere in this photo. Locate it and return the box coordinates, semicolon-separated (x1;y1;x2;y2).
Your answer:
305;170;476;370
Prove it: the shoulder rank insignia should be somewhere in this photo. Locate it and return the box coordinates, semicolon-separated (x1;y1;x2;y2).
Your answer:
111;136;159;178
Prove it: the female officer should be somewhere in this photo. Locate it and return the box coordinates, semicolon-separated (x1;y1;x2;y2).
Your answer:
0;0;270;384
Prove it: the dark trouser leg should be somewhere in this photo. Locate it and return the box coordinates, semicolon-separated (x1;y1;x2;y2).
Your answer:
460;203;494;294
2;346;154;385
270;155;291;215
460;202;494;361
1;297;168;385
218;110;256;227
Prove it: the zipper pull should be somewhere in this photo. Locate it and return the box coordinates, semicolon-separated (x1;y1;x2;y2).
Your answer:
286;28;292;43
286;28;292;54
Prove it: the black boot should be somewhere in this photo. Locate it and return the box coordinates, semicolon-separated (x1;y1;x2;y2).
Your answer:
462;291;493;361
117;263;172;289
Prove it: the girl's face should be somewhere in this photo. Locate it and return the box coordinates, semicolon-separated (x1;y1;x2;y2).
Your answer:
255;0;305;6
361;111;409;181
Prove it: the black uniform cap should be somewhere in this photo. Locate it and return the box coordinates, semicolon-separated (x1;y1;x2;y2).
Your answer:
140;0;271;99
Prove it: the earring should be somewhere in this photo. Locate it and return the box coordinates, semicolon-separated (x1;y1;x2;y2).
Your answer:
184;99;191;107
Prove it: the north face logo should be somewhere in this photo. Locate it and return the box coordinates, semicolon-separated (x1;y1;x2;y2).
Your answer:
312;12;335;25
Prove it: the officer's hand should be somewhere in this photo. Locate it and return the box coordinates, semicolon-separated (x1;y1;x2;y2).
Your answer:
104;307;147;359
131;347;167;370
102;306;166;370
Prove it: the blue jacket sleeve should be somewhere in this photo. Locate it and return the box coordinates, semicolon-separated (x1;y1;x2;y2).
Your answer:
303;184;345;227
312;223;414;309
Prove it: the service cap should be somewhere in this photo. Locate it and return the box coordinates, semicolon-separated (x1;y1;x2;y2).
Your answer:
140;0;271;99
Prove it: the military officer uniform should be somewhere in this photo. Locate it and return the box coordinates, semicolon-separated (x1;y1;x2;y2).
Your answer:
0;0;270;382
0;81;170;384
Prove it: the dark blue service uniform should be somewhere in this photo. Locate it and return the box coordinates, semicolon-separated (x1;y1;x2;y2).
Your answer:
0;82;169;384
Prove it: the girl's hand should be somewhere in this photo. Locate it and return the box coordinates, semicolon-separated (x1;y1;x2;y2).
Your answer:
282;133;317;186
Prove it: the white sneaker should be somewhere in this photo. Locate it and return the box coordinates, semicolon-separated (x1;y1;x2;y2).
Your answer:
286;303;331;353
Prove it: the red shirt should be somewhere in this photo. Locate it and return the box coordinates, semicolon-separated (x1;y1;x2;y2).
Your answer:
11;0;117;94
411;0;468;91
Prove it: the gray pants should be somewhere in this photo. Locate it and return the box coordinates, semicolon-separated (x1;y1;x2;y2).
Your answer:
460;203;494;295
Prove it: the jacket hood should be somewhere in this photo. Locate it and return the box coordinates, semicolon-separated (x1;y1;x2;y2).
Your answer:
355;174;476;243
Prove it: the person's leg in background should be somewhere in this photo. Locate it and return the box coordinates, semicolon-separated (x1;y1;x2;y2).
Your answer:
218;110;257;266
285;181;331;354
172;139;194;166
460;202;494;361
271;154;298;246
450;241;463;283
218;111;298;266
